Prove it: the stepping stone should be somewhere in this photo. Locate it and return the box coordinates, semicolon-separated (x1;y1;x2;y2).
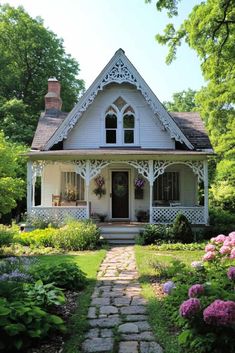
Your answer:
124;315;148;322
82;337;113;352
91;297;110;306
120;305;146;315
100;328;113;338
87;307;97;319
140;341;163;353
121;331;155;341
114;297;131;306
118;323;139;333
100;305;118;315
119;341;138;353
84;328;99;339
89;317;120;328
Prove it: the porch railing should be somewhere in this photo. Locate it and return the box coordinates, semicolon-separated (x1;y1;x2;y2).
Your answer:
152;206;205;225
30;206;88;223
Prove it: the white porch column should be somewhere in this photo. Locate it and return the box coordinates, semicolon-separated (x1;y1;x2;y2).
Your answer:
27;161;33;213
85;160;90;219
148;160;154;223
203;160;209;225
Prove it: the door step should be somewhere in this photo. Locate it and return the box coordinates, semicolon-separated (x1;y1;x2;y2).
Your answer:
100;225;144;244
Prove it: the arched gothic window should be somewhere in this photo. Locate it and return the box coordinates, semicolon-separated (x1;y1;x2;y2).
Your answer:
104;98;136;145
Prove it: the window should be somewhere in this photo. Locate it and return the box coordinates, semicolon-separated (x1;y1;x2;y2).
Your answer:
154;172;179;202
61;172;84;201
123;106;135;144
105;107;117;144
104;99;136;145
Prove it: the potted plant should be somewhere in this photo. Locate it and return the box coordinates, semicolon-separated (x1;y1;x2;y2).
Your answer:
134;176;145;199
97;214;107;222
136;210;147;222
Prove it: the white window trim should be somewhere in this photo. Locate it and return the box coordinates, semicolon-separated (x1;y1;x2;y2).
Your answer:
101;100;140;146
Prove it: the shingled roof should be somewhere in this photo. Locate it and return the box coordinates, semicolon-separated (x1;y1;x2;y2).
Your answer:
31;108;68;150
171;112;212;150
31;109;212;151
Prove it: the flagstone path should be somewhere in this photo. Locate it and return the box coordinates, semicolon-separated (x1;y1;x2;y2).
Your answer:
82;246;163;353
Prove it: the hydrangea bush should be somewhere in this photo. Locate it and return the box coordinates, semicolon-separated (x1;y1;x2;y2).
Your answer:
161;231;235;353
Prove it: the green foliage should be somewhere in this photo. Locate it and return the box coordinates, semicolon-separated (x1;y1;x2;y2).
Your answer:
137;224;172;245
24;280;65;307
30;262;87;291
0;224;17;246
172;213;193;243
0;132;26;216
14;227;58;247
148;242;205;251
54;220;101;251
0;297;65;351
164;89;197;112
0;4;84;145
205;208;235;237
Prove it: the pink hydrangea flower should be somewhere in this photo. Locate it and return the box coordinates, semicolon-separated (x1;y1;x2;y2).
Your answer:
223;239;232;247
203;251;216;261
203;300;235;326
188;284;204;298
229;232;235;240
219;245;231;255
227;267;235;280
205;244;216;252
180;298;201;319
230;248;235;259
213;234;227;243
162;281;176;294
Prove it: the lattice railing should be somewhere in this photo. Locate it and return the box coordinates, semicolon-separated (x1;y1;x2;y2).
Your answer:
31;206;87;223
152;207;205;225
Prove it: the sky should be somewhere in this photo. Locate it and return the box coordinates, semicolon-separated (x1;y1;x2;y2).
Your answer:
2;0;204;102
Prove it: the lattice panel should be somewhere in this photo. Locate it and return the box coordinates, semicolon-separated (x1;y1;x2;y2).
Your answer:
152;207;205;225
31;207;87;223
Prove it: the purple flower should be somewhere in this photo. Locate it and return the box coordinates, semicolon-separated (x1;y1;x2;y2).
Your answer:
227;267;235;280
0;269;32;282
162;281;176;294
188;284;204;298
180;298;201;319
203;300;235;326
135;177;145;189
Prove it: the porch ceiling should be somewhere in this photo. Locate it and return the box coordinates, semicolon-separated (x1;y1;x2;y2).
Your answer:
26;148;214;161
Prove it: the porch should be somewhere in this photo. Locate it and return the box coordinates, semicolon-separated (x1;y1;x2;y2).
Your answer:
28;156;209;226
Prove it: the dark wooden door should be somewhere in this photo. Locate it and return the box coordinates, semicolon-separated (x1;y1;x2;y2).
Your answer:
112;171;129;218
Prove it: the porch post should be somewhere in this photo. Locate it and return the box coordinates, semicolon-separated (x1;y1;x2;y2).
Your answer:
85;160;90;219
27;161;33;213
203;160;209;225
148;160;154;223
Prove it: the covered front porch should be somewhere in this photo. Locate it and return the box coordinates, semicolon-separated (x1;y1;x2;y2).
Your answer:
27;151;209;225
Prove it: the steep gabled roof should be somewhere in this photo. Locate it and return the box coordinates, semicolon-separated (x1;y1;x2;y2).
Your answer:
31;109;68;150
171;112;212;150
43;49;194;151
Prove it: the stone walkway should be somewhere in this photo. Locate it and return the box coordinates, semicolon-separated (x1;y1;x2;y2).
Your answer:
82;246;163;353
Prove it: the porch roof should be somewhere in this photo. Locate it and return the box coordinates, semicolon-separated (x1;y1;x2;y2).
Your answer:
26;148;214;161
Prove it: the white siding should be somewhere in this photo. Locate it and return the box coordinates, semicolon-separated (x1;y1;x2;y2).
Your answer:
64;84;174;149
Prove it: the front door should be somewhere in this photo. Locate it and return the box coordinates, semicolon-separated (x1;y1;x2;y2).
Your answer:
112;171;129;218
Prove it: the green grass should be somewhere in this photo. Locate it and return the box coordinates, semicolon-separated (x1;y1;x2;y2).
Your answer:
36;250;106;353
135;245;204;353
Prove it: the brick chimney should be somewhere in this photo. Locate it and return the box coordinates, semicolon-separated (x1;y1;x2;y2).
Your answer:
45;78;62;110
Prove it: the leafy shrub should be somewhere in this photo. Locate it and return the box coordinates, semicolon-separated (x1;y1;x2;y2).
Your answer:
172;214;193;243
27;213;62;229
204;208;235;238
147;242;205;251
30;262;87;290
14;227;58;247
24;280;65;307
53;220;101;250
0;297;65;351
137;224;172;245
0;224;17;246
0;256;36;283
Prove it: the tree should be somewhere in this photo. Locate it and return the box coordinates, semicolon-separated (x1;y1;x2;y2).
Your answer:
148;0;235;211
0;131;26;216
0;4;84;144
163;89;197;111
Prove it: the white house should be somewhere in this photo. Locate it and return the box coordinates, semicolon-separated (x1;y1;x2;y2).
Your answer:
27;49;213;226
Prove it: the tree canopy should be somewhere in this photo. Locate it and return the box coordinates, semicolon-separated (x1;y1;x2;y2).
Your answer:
163;89;197;112
0;132;26;216
0;4;84;145
148;0;235;211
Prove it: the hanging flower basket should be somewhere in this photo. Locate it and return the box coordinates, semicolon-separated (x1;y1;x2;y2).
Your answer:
93;175;106;199
134;176;145;199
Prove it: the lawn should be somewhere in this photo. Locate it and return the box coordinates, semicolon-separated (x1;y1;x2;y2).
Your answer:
135;245;204;353
36;250;106;353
